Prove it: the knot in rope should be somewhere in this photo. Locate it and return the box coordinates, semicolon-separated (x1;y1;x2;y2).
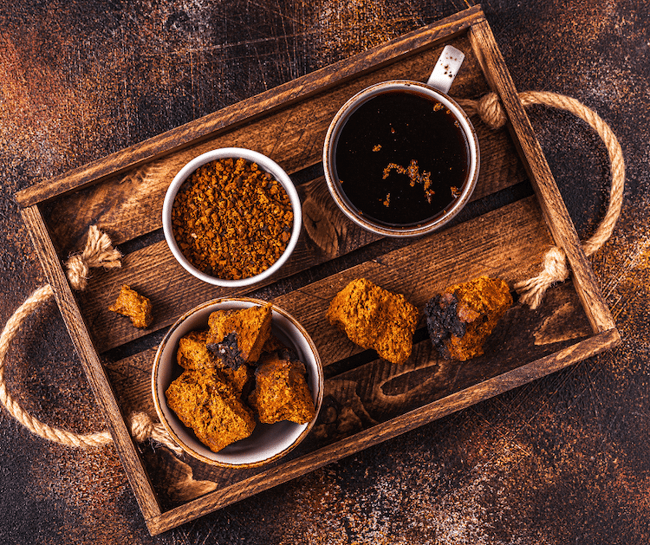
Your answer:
0;227;180;454
514;246;569;309
457;92;507;130
65;225;122;290
476;93;508;129
129;411;157;442
128;412;183;454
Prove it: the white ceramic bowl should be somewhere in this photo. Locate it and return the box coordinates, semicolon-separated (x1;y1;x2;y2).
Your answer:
152;297;323;468
162;148;302;287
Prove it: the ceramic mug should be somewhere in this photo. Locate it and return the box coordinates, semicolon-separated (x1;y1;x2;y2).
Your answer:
323;45;480;238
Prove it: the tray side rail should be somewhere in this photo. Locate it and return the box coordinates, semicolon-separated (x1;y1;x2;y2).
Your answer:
15;6;485;209
146;327;620;535
20;205;163;522
468;20;616;334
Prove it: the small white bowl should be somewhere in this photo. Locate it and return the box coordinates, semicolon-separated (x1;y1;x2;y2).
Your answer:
151;297;323;468
162;148;302;287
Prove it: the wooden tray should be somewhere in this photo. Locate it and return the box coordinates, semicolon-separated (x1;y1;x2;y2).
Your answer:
16;6;620;535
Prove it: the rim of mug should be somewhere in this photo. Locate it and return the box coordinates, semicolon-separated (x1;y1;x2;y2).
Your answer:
322;80;480;238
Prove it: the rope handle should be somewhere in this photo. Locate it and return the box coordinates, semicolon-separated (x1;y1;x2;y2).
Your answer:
0;91;624;451
457;91;625;308
0;227;181;454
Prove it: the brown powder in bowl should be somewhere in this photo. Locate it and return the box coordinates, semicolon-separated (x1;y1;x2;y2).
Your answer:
171;157;294;280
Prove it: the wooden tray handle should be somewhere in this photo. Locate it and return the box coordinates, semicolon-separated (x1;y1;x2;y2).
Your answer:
0;228;181;453
457;91;625;309
1;92;623;450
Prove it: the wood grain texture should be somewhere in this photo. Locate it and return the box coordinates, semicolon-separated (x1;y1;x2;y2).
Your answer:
105;195;553;398
79;138;527;355
19;206;162;522
100;195;619;530
15;7;621;536
38;30;505;259
16;6;485;209
144;326;620;535
468;20;616;333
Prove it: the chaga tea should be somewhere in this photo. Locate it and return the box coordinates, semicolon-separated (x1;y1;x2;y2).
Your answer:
323;81;479;237
335;91;469;226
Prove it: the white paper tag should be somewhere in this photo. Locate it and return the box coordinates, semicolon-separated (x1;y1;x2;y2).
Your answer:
426;45;465;94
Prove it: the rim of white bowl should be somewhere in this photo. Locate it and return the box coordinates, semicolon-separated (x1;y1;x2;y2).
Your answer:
151;297;324;467
162;148;302;287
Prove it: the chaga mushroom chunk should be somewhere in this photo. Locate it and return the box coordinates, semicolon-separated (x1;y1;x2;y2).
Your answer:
424;276;513;361
327;278;419;365
248;354;316;425
205;304;272;369
177;329;252;396
108;285;153;329
165;370;256;453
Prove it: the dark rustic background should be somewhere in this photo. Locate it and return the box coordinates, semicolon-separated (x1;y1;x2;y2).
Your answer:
1;1;649;543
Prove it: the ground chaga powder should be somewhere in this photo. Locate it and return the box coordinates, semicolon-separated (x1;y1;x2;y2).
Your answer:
171;157;294;280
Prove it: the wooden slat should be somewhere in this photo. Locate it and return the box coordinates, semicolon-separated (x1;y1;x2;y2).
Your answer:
17;7;621;535
468;20;616;333
107;279;596;481
282;196;552;365
145;327;620;534
105;195;554;408
41;94;520;259
107;279;596;467
108;280;600;508
40;31;497;259
183;280;595;487
20;206;162;522
85;189;540;353
16;6;486;209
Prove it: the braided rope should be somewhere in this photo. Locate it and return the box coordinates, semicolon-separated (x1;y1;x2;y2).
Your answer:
0;90;624;451
0;285;112;447
65;225;122;291
457;91;625;308
0;229;181;454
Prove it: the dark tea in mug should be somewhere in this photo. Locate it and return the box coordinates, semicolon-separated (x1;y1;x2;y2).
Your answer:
323;79;479;238
333;90;470;227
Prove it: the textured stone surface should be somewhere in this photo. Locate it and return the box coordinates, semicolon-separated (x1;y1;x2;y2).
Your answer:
1;0;649;543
